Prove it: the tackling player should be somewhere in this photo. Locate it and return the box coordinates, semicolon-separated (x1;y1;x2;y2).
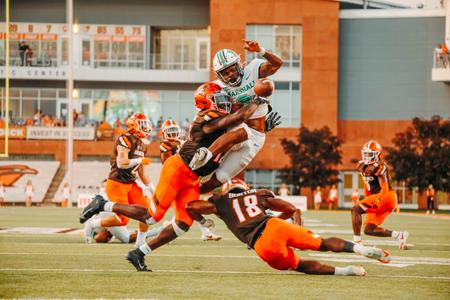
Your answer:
183;178;390;275
80;82;268;271
352;141;409;249
80;113;154;248
159;119;222;242
191;39;284;193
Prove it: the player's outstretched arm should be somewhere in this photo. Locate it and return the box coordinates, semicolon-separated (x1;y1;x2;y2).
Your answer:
203;99;261;134
242;39;283;78
264;194;302;226
186;200;218;226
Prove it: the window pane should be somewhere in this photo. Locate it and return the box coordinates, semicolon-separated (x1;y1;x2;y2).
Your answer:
22;99;38;118
40;100;56;116
22;89;38;99
40;89;57;99
111;41;127;67
41;40;57;66
94;40;110;67
61;38;68;65
275;35;291;61
82;40;91;66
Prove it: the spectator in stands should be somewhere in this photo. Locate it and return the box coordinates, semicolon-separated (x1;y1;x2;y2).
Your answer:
314;186;322;210
0;181;5;206
73;109;79;124
33;109;43;125
61;182;71;208
42;114;52;127
18;41;30;66
327;184;338;210
426;184;436;215
181;117;190;133
277;183;290;196
24;179;34;207
441;43;449;68
26;46;34;66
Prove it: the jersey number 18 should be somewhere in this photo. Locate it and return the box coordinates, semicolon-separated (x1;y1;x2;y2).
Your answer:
232;195;262;223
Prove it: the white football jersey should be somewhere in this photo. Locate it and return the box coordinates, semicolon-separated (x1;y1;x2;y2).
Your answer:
214;58;268;119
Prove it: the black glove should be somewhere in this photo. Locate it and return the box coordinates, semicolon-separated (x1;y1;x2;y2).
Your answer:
265;111;282;132
253;96;270;105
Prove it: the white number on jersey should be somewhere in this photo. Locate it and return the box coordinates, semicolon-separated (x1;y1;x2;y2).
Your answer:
232;195;262;223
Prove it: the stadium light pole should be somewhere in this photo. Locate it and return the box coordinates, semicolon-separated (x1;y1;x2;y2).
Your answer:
446;0;450;48
0;0;10;158
66;0;74;207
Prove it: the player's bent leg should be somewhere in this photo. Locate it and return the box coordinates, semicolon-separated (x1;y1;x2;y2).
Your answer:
199;173;223;194
107;225;132;243
297;260;366;276
320;237;390;263
351;204;365;243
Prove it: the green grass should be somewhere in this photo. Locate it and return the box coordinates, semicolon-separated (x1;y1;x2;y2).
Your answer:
0;207;449;299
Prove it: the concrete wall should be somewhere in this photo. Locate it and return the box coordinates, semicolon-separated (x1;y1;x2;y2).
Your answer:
339;17;450;120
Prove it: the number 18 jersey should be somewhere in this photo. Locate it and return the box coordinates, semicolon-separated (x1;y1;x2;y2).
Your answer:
208;189;274;247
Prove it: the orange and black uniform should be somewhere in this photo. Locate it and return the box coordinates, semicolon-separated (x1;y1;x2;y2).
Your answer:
149;109;226;227
106;133;149;225
209;189;322;270
357;160;397;226
159;139;181;163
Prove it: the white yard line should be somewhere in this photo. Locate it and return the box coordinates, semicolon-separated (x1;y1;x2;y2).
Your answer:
0;268;449;280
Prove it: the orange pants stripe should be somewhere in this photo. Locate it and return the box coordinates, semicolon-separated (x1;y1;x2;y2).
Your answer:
253;218;322;270
106;179;149;226
149;154;199;226
358;190;398;226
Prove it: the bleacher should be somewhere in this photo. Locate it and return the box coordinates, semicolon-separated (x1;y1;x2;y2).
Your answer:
0;161;60;204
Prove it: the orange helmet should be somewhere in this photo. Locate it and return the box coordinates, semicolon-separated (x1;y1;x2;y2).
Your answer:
222;178;250;194
194;82;232;113
161;119;180;141
361;140;382;165
126;113;152;139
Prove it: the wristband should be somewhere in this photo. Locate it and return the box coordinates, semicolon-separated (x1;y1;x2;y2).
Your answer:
199;217;207;225
258;47;266;56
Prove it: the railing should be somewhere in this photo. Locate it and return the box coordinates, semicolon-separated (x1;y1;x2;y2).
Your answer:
433;51;450;69
0;52;208;71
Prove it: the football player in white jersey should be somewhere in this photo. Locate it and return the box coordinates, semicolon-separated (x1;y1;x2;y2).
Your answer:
190;39;283;193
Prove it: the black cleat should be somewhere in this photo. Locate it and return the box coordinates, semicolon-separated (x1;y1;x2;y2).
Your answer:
79;194;107;224
126;249;151;272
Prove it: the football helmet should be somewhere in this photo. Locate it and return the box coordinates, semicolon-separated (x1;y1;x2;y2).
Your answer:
194;82;232;114
127;113;152;139
161;119;180;141
213;49;244;87
222;178;250;194
361;140;382;165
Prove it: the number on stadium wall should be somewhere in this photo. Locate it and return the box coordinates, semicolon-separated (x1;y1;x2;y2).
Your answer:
232;195;262;223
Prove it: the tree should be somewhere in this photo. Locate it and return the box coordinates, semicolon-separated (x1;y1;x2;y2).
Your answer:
278;126;342;191
385;115;450;193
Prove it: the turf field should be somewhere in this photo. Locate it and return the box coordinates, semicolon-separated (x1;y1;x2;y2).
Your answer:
0;207;449;299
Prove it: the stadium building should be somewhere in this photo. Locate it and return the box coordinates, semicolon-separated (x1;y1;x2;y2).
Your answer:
0;0;449;209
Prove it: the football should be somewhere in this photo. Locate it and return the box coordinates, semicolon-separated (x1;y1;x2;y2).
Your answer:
253;78;274;97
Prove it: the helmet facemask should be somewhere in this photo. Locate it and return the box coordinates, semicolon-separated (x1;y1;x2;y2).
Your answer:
361;149;380;165
163;125;180;141
136;118;152;138
216;63;243;87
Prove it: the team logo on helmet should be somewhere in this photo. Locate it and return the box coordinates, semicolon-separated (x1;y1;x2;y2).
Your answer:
222;178;249;194
361;140;382;165
127;113;152;139
213;49;244;87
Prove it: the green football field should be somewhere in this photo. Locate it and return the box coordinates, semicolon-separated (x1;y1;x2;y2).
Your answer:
0;207;449;299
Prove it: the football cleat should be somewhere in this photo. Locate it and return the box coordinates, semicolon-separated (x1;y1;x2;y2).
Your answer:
79;194;107;224
398;231;409;250
361;246;391;263
350;266;367;276
201;233;222;241
126;249;151;272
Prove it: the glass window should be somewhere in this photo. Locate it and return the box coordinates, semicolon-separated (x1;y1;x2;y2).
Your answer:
82;40;91;66
22;89;38;99
128;41;144;68
245;169;281;191
40;100;56;117
94;39;110;68
152;28;208;70
270;82;300;127
246;25;302;69
111;40;127;68
22;99;38;119
41;40;57;66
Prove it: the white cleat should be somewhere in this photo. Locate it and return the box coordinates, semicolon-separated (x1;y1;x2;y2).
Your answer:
398;231;409;250
361;246;391;263
351;266;367;276
83;222;95;244
201;233;222;242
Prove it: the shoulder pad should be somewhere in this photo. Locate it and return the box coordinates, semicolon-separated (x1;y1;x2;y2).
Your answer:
159;141;172;153
257;189;275;199
118;134;132;149
201;109;225;122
